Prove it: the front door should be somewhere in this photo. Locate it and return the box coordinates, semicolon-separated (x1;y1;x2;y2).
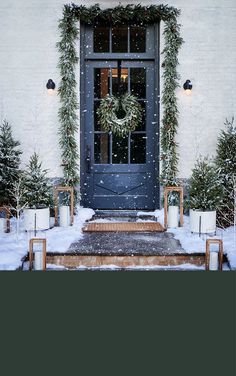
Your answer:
81;25;159;210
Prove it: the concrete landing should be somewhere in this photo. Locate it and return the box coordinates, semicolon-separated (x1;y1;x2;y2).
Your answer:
69;232;184;256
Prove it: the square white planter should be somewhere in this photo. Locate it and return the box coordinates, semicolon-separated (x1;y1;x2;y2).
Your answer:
190;209;216;234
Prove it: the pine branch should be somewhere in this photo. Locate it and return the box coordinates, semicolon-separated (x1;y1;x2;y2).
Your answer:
57;4;183;188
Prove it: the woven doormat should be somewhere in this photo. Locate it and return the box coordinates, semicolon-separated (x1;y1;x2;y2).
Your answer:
82;222;165;233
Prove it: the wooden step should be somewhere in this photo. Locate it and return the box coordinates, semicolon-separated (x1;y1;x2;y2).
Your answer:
22;253;230;270
82;222;165;233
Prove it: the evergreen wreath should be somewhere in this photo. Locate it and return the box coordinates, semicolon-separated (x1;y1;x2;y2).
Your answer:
97;93;142;136
57;3;183;187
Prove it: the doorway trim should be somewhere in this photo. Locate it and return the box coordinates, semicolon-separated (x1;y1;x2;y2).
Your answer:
57;4;183;193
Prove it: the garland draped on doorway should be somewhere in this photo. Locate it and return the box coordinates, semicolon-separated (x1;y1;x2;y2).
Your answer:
57;3;183;187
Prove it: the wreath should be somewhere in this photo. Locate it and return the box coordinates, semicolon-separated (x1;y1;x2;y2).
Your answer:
97;93;142;136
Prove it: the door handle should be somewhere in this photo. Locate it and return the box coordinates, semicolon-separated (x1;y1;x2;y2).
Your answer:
85;145;91;173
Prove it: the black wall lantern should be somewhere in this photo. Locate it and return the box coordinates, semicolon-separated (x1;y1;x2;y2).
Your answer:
46;79;56;91
183;79;192;94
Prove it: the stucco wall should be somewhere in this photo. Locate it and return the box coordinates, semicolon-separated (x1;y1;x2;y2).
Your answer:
0;0;235;179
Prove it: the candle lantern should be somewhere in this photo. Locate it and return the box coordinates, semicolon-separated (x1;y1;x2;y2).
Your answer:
0;206;10;233
29;238;47;271
205;239;223;271
164;186;184;229
54;186;74;227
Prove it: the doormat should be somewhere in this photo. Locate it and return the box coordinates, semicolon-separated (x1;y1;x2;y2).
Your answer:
82;222;165;233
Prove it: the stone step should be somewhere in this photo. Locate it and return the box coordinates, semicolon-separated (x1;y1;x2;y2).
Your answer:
70;232;182;255
22;252;230;271
93;210;156;222
43;253;208;270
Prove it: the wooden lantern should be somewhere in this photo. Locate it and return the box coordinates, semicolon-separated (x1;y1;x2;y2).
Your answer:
205;239;223;271
29;238;47;271
54;186;74;226
0;206;11;233
164;186;184;229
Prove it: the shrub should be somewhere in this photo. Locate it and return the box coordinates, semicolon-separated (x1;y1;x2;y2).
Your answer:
23;152;51;208
189;156;222;211
215;117;236;227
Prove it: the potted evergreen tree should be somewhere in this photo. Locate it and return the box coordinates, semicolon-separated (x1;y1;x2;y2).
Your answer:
23;152;51;231
189;157;222;234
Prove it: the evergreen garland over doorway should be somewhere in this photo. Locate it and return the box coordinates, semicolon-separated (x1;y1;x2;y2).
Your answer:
57;3;183;187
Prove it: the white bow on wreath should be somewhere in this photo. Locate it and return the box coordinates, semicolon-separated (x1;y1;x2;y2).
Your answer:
97;93;142;136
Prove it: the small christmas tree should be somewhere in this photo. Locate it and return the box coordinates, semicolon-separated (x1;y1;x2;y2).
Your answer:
215;117;236;227
0;120;22;206
189;157;222;211
23;152;51;208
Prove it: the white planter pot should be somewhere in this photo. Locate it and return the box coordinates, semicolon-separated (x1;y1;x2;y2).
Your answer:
59;205;70;227
0;218;6;233
190;209;216;234
168;206;179;228
24;208;50;231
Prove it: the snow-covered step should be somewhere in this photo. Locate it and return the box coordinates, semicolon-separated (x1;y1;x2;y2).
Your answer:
92;210;156;222
42;252;208;270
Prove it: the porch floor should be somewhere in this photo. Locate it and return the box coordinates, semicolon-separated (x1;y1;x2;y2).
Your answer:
68;232;183;256
58;231;206;269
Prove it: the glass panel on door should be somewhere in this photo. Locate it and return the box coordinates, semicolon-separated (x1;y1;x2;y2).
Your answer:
94;65;146;165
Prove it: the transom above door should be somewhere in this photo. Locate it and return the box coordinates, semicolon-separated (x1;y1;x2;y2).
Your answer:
81;24;159;210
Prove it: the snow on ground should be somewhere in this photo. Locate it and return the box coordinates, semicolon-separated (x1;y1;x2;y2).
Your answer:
0;207;94;271
0;207;235;270
155;209;236;269
138;209;235;269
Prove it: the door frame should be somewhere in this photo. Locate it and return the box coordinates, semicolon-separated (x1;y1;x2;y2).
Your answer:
80;23;160;209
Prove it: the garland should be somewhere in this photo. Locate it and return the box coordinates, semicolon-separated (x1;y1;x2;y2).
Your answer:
57;7;79;186
97;93;142;136
57;3;183;187
161;18;183;186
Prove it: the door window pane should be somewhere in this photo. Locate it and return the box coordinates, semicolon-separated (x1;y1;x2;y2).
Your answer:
131;134;146;164
94;101;101;131
94;134;110;164
130;26;146;53
94;26;110;52
112;26;128;53
135;101;146;131
112;68;128;96
94;68;110;99
112;134;128;164
130;68;146;99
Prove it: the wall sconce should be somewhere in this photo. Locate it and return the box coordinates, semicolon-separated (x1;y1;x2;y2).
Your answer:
46;79;56;94
183;79;192;95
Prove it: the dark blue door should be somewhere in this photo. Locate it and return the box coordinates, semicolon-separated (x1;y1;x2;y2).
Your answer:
81;25;158;210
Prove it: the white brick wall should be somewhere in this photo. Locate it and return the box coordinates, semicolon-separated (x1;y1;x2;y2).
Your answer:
0;0;235;179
